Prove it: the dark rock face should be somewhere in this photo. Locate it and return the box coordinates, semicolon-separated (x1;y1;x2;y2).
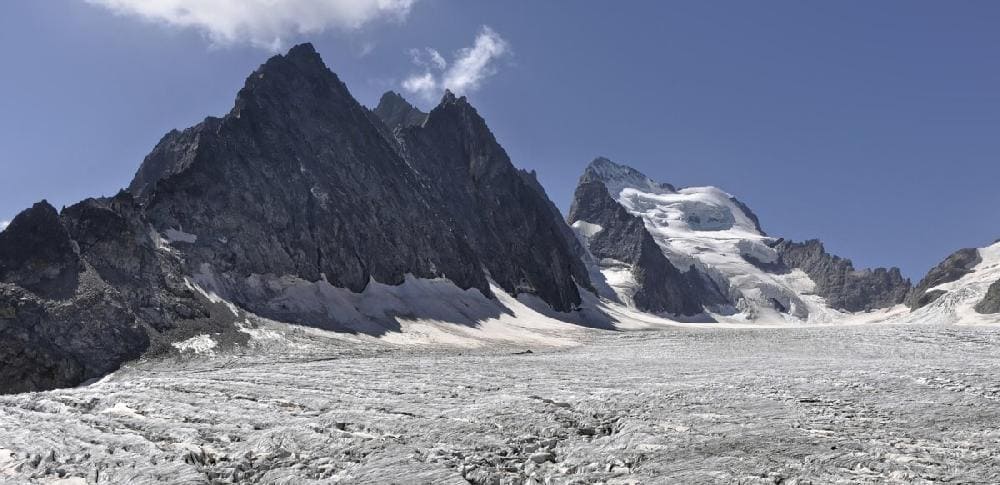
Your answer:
518;169;596;293
975;279;1000;314
773;239;911;312
568;180;704;316
61;193;233;335
131;44;588;316
0;194;242;394
373;90;428;131
393;92;592;310
906;248;981;310
0;280;147;394
0;201;82;300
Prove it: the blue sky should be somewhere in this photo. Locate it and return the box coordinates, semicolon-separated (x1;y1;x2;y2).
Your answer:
1;1;998;279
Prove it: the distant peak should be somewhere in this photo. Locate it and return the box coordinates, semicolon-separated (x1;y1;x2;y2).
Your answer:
377;90;415;111
258;42;327;77
374;90;428;130
424;89;483;127
580;157;675;195
285;42;318;59
233;41;355;117
379;90;406;103
438;89;473;109
30;200;58;216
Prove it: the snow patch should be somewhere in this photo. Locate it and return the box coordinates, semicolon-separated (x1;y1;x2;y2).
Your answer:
172;334;218;355
99;402;145;419
571;220;603;239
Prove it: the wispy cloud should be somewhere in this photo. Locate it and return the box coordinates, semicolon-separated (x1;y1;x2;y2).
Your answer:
86;0;418;51
402;26;510;101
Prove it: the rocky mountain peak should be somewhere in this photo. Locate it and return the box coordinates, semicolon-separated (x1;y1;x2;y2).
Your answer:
580;157;676;196
232;42;357;122
373;90;427;131
440;89;459;105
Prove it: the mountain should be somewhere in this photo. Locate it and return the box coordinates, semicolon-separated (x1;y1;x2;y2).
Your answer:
1;43;993;394
902;241;1000;323
568;157;911;322
129;43;590;325
0;43;592;393
567;174;712;316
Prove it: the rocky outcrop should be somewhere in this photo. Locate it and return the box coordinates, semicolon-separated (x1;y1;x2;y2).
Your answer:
905;248;981;310
0;194;243;393
568;180;705;316
773;239;911;312
0;201;82;300
975;279;1000;314
373;90;427;131
579;157;676;196
0;278;146;394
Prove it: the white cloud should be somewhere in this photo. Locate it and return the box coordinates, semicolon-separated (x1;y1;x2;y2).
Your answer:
408;47;446;70
401;72;436;94
402;26;510;101
0;220;9;231
86;0;418;51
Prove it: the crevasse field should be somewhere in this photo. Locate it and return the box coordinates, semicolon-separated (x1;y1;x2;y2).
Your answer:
3;307;1000;484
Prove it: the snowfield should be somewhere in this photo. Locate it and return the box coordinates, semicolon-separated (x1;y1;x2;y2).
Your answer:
903;241;1000;325
3;322;1000;484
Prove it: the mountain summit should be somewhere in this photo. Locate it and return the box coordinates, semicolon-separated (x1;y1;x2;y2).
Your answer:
0;44;592;392
569;157;911;321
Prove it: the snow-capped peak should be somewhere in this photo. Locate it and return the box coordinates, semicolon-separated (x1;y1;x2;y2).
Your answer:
581;157;676;198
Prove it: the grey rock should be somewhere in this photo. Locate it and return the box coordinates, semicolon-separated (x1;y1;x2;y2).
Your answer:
0;201;82;300
0;278;146;394
906;248;981;310
975;279;1000;314
372;90;428;131
528;452;554;464
568;178;706;316
391;91;593;311
0;193;242;393
773;239;911;312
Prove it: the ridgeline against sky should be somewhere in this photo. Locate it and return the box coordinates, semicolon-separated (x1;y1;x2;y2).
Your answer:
1;1;998;279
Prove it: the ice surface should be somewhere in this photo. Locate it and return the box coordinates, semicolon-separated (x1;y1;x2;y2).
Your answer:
3;324;1000;483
